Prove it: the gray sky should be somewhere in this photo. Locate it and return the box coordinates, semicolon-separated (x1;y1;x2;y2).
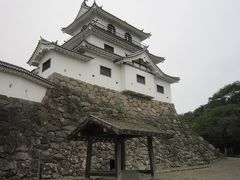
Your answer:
0;0;239;113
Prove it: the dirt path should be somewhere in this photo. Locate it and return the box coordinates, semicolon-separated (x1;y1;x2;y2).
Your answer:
157;157;240;180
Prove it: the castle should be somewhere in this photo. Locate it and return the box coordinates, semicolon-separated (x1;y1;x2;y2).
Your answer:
0;1;221;179
1;0;179;104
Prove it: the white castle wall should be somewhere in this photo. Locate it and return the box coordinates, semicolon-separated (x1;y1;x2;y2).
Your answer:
121;64;155;97
154;78;172;102
0;71;47;102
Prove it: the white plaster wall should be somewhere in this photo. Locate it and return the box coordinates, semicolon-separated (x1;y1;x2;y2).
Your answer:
39;52;122;91
86;54;122;91
154;78;172;103
0;71;47;102
86;35;131;56
121;64;155;97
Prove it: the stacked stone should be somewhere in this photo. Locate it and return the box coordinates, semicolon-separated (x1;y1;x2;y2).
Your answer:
0;73;221;179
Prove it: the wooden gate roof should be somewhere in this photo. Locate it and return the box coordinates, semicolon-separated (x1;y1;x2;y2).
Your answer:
68;115;173;142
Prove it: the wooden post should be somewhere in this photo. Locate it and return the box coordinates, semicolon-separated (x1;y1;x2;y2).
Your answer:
121;139;126;170
115;138;122;180
85;138;93;180
147;136;155;177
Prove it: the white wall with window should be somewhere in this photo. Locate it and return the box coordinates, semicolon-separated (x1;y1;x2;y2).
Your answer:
36;50;172;103
154;78;172;102
93;17;141;43
37;51;56;78
121;64;155;97
38;52;122;91
86;35;131;56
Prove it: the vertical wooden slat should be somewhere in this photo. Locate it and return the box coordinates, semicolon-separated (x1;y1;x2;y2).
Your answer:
147;136;155;177
85;138;93;180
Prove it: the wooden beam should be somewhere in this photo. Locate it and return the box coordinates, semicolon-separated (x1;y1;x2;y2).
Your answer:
138;170;152;174
115;139;122;180
147;136;155;177
85;138;93;180
89;171;116;177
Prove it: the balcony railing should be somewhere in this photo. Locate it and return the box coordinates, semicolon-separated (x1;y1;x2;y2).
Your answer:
91;21;147;49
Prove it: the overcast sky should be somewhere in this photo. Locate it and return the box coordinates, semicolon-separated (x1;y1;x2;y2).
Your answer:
0;0;239;113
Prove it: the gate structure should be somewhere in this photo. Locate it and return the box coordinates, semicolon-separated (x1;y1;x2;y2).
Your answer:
68;115;172;180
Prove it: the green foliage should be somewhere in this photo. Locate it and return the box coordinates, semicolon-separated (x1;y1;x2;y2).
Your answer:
180;81;240;155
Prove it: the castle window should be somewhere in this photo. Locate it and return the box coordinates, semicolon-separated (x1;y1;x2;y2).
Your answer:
157;85;164;94
125;33;132;42
107;24;116;34
104;44;114;53
42;59;51;72
100;66;111;77
137;74;145;84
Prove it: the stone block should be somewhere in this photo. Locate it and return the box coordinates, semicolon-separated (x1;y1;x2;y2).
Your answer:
15;152;30;160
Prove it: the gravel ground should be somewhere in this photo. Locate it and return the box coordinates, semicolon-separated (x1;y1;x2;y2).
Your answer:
60;158;240;180
157;157;240;180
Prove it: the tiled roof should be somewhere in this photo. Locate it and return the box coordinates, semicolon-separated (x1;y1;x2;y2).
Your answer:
72;39;123;61
28;38;93;66
62;2;151;41
0;60;53;87
68;115;173;141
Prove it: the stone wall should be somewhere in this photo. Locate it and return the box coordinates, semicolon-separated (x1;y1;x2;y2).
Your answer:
0;73;221;179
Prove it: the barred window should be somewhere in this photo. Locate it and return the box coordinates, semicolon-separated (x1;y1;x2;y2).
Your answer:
157;85;164;94
100;66;111;77
104;44;114;53
137;74;145;84
107;24;116;34
125;33;132;42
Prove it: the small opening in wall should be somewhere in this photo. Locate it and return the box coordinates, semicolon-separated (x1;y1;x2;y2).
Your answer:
79;73;81;76
92;75;95;77
157;85;164;94
110;159;115;170
136;74;145;84
116;81;118;84
64;69;67;72
104;44;114;53
9;83;13;88
42;59;51;72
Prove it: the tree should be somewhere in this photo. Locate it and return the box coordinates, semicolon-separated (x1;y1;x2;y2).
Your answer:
180;81;240;155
